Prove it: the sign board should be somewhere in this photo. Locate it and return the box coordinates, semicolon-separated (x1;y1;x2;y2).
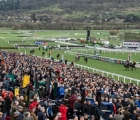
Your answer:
35;42;43;45
123;42;140;47
103;41;109;45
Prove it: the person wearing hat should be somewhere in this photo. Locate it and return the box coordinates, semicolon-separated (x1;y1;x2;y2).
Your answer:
17;105;24;118
14;111;23;120
23;112;34;120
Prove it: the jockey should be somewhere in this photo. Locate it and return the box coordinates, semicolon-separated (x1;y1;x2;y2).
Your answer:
132;60;136;65
125;60;129;65
77;54;79;58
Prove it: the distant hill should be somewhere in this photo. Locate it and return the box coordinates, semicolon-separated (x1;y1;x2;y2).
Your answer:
0;0;139;11
0;0;140;21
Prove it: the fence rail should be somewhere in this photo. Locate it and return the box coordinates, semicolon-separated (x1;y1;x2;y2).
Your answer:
67;51;140;66
73;63;140;86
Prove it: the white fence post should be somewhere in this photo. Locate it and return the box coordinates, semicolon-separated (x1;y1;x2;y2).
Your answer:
112;74;114;79
118;75;119;81
124;77;126;83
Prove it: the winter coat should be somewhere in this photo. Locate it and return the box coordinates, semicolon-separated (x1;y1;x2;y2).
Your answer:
30;112;38;120
15;114;23;120
69;94;77;109
58;104;68;120
37;111;46;120
84;104;92;115
23;117;34;120
91;104;101;120
0;100;6;113
29;101;38;111
4;96;12;110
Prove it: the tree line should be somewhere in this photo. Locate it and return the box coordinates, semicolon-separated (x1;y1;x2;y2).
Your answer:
0;22;140;30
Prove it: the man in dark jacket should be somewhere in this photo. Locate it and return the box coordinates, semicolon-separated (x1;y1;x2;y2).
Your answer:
4;92;12;116
83;100;92;118
122;107;131;120
37;107;46;120
91;102;101;120
14;111;23;120
17;105;24;118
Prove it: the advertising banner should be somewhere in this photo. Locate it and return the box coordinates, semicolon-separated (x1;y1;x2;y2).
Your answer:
123;42;140;47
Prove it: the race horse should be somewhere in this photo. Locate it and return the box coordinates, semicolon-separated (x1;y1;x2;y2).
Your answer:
30;49;35;54
57;53;60;60
75;54;80;61
130;62;136;70
84;57;88;63
124;61;136;70
42;52;45;56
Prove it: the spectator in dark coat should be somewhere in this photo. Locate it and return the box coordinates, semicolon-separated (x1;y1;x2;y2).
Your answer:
14;111;23;120
37;107;46;120
83;100;92;116
4;92;12;116
122;107;131;120
91;102;101;120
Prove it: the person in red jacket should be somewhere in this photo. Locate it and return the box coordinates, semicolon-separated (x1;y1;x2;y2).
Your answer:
58;104;68;120
29;99;38;111
69;94;77;119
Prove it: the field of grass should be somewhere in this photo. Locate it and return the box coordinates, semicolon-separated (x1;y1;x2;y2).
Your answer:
0;29;140;81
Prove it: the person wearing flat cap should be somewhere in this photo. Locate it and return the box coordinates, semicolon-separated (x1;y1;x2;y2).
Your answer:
17;105;24;118
14;111;23;120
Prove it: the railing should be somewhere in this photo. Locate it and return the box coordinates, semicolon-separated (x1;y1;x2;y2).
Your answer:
72;48;140;53
67;51;140;66
73;63;140;86
36;55;140;86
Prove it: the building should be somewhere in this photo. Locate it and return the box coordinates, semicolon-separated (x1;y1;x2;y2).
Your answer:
123;33;140;48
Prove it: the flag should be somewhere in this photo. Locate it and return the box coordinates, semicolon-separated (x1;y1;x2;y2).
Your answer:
22;75;30;88
14;87;19;96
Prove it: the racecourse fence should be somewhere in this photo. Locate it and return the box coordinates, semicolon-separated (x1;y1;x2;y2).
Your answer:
67;51;140;67
35;55;140;86
73;63;140;86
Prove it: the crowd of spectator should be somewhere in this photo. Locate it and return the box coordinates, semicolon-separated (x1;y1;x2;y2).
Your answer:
0;51;140;120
